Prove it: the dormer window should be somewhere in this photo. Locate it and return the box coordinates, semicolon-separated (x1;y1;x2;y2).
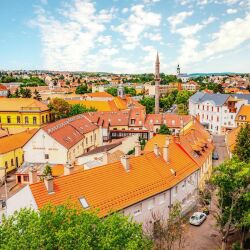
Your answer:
79;197;89;209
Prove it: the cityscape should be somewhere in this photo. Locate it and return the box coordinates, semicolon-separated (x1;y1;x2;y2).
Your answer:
0;0;250;250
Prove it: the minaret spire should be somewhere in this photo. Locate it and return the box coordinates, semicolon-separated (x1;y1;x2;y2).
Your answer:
155;52;160;114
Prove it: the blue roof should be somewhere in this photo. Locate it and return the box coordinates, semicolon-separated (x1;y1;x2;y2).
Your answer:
233;94;250;104
190;92;230;106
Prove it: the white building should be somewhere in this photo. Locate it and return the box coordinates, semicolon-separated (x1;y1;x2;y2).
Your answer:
189;92;248;134
23;114;102;165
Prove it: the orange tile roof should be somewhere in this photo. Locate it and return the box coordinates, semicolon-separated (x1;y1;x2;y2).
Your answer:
0;98;49;112
0;129;37;154
0;84;7;91
226;126;241;153
43;115;98;149
85;92;113;98
235;105;250;122
29;143;198;217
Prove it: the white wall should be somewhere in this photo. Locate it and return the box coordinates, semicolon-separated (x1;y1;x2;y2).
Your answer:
24;129;68;164
6;185;38;216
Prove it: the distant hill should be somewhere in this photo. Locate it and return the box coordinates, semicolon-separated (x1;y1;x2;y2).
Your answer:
188;72;247;77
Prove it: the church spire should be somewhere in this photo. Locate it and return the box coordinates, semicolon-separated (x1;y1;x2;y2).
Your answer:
154;52;160;114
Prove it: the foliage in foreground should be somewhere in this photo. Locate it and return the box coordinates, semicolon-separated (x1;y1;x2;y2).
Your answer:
212;157;250;249
0;205;152;250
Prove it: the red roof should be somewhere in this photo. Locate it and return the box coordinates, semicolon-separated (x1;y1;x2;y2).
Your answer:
0;84;7;91
43;115;98;149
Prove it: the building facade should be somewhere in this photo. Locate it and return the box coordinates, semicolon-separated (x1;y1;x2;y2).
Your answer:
189;92;248;134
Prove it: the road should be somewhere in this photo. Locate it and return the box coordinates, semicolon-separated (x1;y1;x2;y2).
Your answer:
183;135;229;250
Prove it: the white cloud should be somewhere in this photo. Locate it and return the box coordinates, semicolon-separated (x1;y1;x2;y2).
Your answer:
144;32;162;41
167;11;193;31
112;4;161;50
30;0;116;71
226;8;238;14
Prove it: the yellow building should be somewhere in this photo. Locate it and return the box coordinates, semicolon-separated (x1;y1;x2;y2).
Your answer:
0;129;37;182
0;98;51;133
235;105;250;126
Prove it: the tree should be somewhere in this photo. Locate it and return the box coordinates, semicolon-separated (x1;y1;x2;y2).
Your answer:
75;84;89;94
175;90;191;106
20;88;32;98
212;158;250;249
48;98;71;120
14;88;20;98
139;97;155;114
124;87;136;96
6;90;12;98
106;87;118;97
68;104;97;117
0;205;152;249
146;202;186;250
43;164;52;177
34;89;42;101
158;124;171;135
233;124;250;163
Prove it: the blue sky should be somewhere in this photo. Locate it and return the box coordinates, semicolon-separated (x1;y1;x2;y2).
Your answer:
0;0;250;73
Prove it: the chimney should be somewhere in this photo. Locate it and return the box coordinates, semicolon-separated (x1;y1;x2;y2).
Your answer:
120;155;130;172
29;166;37;184
44;175;54;193
64;161;74;175
163;137;170;162
154;143;159;157
102;149;109;165
134;140;141;156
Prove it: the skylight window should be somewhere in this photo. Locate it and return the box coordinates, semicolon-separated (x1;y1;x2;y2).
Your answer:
79;197;89;209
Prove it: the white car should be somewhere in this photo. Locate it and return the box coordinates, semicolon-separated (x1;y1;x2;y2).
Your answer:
189;212;207;226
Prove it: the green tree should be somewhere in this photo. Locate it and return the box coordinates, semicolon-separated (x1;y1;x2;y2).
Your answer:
106;87;118;97
0;205;152;250
14;88;20;98
43;164;52;177
158;124;171;135
212;158;250;249
48;98;71;120
124;87;136;96
75;84;89;94
20;88;32;98
6;90;12;98
175;90;191;105
34;89;42;101
68;104;97;117
139;97;155;114
234;124;250;163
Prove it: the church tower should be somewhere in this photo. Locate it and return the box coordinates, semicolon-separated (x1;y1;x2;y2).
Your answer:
177;64;180;75
155;52;161;114
117;83;125;99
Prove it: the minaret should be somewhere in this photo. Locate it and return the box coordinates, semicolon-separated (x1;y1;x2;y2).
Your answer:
177;64;180;75
155;52;160;114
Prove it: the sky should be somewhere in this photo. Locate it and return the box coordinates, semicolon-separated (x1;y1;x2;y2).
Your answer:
0;0;250;74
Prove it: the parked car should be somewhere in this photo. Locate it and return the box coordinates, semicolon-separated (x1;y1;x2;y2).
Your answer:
189;212;207;226
212;151;219;160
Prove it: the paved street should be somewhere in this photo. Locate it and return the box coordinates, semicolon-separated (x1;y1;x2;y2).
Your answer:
212;135;229;166
183;135;229;250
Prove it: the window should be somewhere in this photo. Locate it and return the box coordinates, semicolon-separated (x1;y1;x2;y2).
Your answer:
46;115;48;122
182;180;186;188
11;159;14;166
17;116;21;124
44;154;49;159
23;176;29;182
212;107;214;112
131;119;135;124
148;198;155;210
33;117;37;125
25;116;29;124
5;161;8;169
79;197;89;208
198;105;200;109
217;116;219;122
217;107;219;112
42;116;45;124
134;203;142;216
86;137;88;145
175;185;178;194
91;136;93;143
0;116;1;123
7;116;11;124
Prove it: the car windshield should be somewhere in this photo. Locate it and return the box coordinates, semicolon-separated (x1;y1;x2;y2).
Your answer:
191;215;199;220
